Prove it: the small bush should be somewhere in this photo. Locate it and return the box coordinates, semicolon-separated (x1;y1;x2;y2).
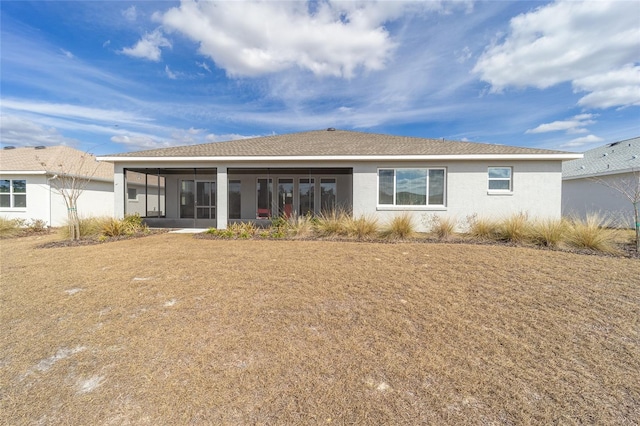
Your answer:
382;213;416;240
426;214;457;240
566;214;618;253
345;215;379;239
466;214;500;240
497;212;530;243
101;218;129;237
25;219;48;233
529;218;567;247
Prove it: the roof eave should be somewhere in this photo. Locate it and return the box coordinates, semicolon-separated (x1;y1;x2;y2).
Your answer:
97;153;582;162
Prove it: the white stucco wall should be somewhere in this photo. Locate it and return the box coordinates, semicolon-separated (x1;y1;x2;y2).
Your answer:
562;172;636;228
353;160;563;231
0;174;114;227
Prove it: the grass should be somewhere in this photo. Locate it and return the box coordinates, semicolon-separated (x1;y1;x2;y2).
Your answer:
0;217;24;237
345;214;379;239
381;213;416;239
466;214;500;240
566;214;618;253
529;218;567;248
426;214;457;240
1;234;639;425
497;212;530;243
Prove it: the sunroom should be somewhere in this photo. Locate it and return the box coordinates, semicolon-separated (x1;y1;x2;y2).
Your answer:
122;166;353;229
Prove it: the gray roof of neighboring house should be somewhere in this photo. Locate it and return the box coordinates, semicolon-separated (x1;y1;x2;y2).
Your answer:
101;129;574;159
0;146;114;181
562;137;640;179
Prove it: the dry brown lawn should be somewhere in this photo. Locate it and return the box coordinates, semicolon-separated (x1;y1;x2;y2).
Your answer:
1;233;639;425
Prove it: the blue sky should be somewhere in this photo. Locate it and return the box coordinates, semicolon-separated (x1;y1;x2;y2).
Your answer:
1;0;638;155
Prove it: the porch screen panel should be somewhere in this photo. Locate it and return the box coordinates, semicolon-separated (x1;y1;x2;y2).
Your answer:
278;179;294;218
256;178;273;218
320;178;336;212
180;180;195;218
229;180;241;219
299;178;314;216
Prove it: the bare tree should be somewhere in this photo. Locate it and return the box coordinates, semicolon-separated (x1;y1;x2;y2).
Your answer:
591;169;640;251
39;152;100;241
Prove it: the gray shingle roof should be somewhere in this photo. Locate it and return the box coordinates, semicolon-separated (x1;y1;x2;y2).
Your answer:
562;137;640;179
103;129;572;158
0;146;114;181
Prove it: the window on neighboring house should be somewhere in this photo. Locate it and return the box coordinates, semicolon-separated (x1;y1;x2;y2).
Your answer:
378;168;446;206
488;167;513;191
127;188;138;201
0;179;26;208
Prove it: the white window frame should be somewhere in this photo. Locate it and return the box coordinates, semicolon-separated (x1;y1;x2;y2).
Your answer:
0;179;27;209
376;168;446;210
487;167;513;194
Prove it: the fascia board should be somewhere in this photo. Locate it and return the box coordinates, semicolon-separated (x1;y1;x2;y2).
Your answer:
98;153;583;163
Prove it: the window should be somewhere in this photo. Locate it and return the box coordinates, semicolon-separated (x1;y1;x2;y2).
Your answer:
378;169;445;206
488;167;512;191
228;180;241;219
127;188;138;201
0;179;26;208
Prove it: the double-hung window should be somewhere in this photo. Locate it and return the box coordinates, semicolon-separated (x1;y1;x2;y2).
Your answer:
0;179;27;208
378;168;445;207
488;167;512;192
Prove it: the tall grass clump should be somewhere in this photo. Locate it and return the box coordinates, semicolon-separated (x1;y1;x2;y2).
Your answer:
345;214;379;239
101;214;149;238
286;214;315;239
425;214;457;240
59;216;109;239
314;209;349;237
566;214;618;253
497;212;531;243
382;213;416;240
0;217;24;237
466;214;500;240
529;218;567;248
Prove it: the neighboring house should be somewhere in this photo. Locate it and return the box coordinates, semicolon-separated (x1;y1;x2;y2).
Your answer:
562;137;640;228
0;146;114;227
97;129;581;230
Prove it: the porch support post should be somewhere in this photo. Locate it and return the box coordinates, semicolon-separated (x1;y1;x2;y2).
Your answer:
114;164;125;219
217;166;228;229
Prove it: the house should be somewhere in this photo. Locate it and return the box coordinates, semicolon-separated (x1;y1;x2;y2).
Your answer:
0;146;115;227
562;137;640;228
97;129;581;230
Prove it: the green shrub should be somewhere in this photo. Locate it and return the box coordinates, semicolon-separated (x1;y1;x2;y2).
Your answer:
566;214;618;253
529;218;567;247
345;215;379;239
382;213;416;239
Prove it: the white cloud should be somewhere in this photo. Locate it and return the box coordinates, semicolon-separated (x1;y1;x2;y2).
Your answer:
473;0;640;109
158;1;452;78
165;65;177;79
110;134;168;150
205;133;258;143
102;40;111;48
122;6;137;22
574;64;640;109
60;49;74;59
526;114;596;134
560;134;604;148
196;61;211;73
121;29;171;62
0;114;78;147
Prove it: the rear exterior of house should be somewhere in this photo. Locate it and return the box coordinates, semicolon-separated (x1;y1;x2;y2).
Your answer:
98;130;581;231
562;137;639;228
0;146;115;227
